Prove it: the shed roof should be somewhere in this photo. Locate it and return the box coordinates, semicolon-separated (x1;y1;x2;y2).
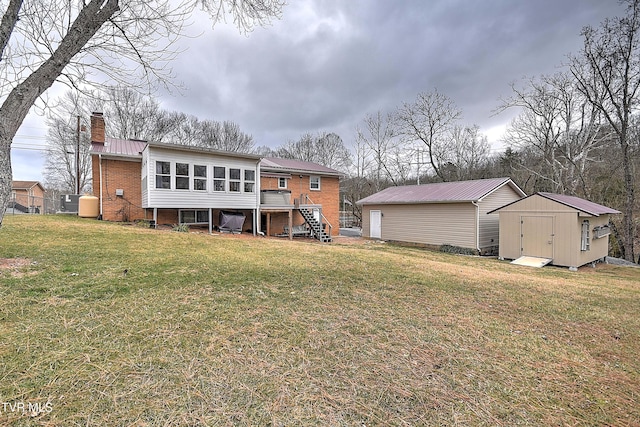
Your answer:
357;177;524;205
488;192;621;216
539;192;620;216
261;157;343;176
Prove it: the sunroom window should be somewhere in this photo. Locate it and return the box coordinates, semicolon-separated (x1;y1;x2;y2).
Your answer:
175;162;189;190
194;165;207;191
213;167;226;191
229;168;241;192
155;161;170;189
244;170;255;193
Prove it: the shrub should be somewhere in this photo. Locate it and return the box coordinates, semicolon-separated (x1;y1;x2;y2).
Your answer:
439;244;478;256
172;223;189;233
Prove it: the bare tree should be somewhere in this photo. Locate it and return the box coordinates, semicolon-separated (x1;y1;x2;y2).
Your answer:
446;124;491;181
105;87;164;141
276;132;351;171
0;0;284;226
43;91;102;192
499;72;607;195
395;89;462;181
569;0;640;262
355;111;402;189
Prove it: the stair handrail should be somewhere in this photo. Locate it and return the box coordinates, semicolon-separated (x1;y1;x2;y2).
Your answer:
300;194;333;239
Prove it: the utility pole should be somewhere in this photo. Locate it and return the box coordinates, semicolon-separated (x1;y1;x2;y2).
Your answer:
76;115;80;194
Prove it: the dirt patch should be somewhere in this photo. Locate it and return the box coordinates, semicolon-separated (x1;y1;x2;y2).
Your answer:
0;258;32;269
0;257;36;277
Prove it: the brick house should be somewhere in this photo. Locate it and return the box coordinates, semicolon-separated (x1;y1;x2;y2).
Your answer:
89;113;342;241
11;180;45;213
260;157;342;241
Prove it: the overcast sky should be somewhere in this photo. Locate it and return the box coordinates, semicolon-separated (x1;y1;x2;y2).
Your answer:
11;0;625;183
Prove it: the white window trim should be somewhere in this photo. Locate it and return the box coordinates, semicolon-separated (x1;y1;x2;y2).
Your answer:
155;161;171;190
278;177;288;189
310;175;321;191
193;164;207;191
213;166;226;192
175;162;190;190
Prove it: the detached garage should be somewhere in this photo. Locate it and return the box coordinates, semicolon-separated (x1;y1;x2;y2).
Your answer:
489;192;620;270
357;177;525;254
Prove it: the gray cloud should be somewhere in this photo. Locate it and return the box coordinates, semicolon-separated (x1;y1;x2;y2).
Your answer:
11;0;626;182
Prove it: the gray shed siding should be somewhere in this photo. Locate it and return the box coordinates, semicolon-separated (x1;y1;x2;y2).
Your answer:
362;203;477;248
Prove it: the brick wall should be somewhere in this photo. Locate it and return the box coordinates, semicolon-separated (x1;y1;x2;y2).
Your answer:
260;174;340;236
92;156;145;221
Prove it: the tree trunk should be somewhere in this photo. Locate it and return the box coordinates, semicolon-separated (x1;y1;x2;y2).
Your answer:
0;0;119;227
621;141;636;262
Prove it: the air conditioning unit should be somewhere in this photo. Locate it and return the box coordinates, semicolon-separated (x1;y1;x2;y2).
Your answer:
60;194;80;213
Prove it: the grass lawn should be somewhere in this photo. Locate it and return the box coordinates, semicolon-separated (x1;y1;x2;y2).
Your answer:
1;215;639;426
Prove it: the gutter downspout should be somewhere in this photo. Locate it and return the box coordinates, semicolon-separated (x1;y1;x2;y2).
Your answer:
472;201;480;253
99;154;103;219
255;159;261;236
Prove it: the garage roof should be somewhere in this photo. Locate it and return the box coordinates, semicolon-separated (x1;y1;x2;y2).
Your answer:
357;177;525;205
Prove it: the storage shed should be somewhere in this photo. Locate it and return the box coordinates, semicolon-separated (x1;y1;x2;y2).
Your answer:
489;192;620;270
357;178;525;254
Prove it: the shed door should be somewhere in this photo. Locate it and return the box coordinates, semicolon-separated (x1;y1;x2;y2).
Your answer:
521;216;554;259
370;210;382;239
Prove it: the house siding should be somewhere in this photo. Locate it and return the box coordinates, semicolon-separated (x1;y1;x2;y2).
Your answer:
143;147;260;210
362;203;477;249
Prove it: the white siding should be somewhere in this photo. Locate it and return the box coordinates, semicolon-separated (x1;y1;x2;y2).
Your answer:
143;146;260;210
141;149;149;207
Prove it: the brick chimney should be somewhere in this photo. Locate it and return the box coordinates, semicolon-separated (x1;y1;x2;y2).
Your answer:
90;112;105;145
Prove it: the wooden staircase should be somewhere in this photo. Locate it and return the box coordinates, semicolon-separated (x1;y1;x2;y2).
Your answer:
298;208;332;243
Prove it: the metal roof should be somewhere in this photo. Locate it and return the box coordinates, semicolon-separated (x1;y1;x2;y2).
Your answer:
357;177;524;205
146;142;261;160
487;192;621;216
260;157;343;176
538;192;620;216
90;137;147;158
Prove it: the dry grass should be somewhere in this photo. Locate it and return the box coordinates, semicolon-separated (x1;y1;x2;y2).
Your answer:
0;215;639;426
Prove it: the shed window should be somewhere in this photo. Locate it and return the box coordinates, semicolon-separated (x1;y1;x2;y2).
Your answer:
155;161;170;189
175;162;190;190
581;220;590;251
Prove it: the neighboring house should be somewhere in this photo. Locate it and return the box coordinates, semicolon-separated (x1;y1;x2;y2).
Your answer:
357;178;526;254
489;192;620;270
89;112;341;241
10;180;45;214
